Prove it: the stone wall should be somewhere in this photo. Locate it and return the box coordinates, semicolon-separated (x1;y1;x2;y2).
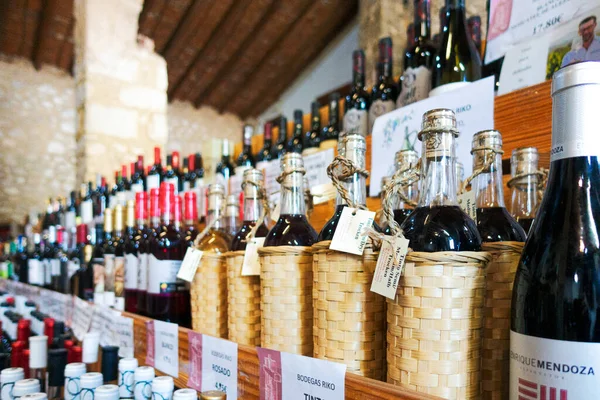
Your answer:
0;56;76;224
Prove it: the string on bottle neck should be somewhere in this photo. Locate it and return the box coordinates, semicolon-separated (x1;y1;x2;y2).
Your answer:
193;204;226;247
459;147;504;195
326;155;369;211
241;180;270;243
506;167;548;202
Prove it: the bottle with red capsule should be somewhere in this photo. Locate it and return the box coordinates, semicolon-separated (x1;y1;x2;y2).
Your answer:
183;192;198;248
138;190;159;317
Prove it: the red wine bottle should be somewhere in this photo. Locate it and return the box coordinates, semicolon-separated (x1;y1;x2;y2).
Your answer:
146;147;162;191
183;191;198;248
400;109;481;251
257;123;275;165
138;190;159;317
344;50;370;137
471;130;527;242
265;153;317;247
231;169;269;251
302;101;322;155
237;125;256;168
320;93;341;149
383;150;419;234
509;147;540;233
510;63;600;397
369;37;398;131
275;117;288;158
124;199;142;313
288;110;304;154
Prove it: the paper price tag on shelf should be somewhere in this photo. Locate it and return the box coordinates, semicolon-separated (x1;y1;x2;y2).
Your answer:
370;236;410;299
98;306;120;347
146;320;155;366
303;149;334;189
458;190;478;222
329;207;375;255
72;297;94;341
257;348;346;400
241;237;266;276
116;316;134;358
177;247;203;283
154;320;179;377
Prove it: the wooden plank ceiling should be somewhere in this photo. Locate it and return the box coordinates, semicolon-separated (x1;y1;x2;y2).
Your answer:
0;0;358;119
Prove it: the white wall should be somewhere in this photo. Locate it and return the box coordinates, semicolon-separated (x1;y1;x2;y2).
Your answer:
257;18;359;126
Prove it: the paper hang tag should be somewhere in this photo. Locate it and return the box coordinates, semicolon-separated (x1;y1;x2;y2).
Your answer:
329;207;376;256
177;247;203;283
458;190;478;222
241;237;266;276
271;201;281;223
370;236;410;300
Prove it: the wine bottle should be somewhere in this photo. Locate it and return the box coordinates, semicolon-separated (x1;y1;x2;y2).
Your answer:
320;93;340;150
101;209;115;307
302;101;322;155
471;130;526;242
215;140;235;188
163;155;178;196
124;200;140;313
183;155;196;192
509;147;540;233
274;117;288;158
43;224;58;289
194;153;205;186
224;195;240;237
401;109;481;251
29;336;47;391
130;156;145;194
28;234;44;287
146;147;162;191
237;125;256;169
383;149;419;234
138;189;159;317
344;50;370;136
73;224;94;301
455;160;465;189
510;62;600;398
265;153;317;246
397;0;436;107
431;0;482;95
14;236;28;285
231;169;270;251
288;110;304;154
257;123;275;168
467;15;482;55
113;206;126;310
197;184;232;254
369;37;398;130
318;134;367;241
47;348;67;400
147;183;190;326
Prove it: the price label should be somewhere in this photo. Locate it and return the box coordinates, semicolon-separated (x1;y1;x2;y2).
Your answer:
257;348;346;400
329;207;376;256
154;320;179;377
98;306;121;347
146;320;155;366
241;238;265;276
370;237;410;300
177;247;203;283
303;149;334;189
187;331;238;400
458;190;478;222
116;316;134;358
72;297;95;341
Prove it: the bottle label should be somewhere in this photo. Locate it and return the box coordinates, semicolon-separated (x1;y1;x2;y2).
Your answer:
397;66;432;108
165;177;179;194
28;259;44;285
104;254;115;291
343;109;368;136
51;258;61;276
147;254;183;294
114;256;125;296
67;259;80;279
125;253;139;290
369;99;395;131
146;174;160;190
183;180;191;192
43;259;52;284
92;258;105;292
137;253;148;292
510;330;600;399
131;182;144;193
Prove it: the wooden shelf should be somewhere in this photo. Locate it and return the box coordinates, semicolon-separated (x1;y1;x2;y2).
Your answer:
126;311;440;400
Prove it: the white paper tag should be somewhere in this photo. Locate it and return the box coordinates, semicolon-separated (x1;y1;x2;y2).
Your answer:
177;247;203;283
329;207;376;255
458;190;478;222
370;237;410;300
281;351;346;400
72;297;95;341
303;149;335;189
116;316;134;359
241;237;266;276
99;306;121;347
201;335;239;399
154;320;179;377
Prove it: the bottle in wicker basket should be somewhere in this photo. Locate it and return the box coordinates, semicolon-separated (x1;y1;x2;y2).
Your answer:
383;149;419;234
231;169;269;251
509;147;540;233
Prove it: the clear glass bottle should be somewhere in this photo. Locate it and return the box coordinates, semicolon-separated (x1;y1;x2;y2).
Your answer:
224;195;240;237
197;184;232;254
400;109;481;251
509;147;540;233
231;169;270;251
471;130;526;242
265;153;318;246
383;149;419;234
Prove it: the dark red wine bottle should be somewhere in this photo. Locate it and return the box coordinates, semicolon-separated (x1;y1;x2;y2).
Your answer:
257;123;275;165
146;147;162;191
265;153;317;247
471;130;526;242
303;101;322;155
510;63;600;397
237;125;256;168
509;147;540;234
344;50;370;137
400;109;481;251
288;110;304;154
369;37;398;131
183;191;198;248
138;189;160;316
275;117;288;158
383;150;419;235
124;197;143;314
231;169;269;251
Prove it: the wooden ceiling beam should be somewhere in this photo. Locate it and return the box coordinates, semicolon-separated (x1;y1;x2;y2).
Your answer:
20;0;44;59
151;0;192;53
138;0;166;39
200;0;313;111
0;1;25;56
57;17;74;73
32;0;48;69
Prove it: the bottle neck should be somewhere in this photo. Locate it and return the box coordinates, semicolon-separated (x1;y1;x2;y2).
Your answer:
510;175;539;219
392;182;419;210
473;152;506;208
419;132;458;207
280;172;307;216
206;194;225;230
414;0;431;40
293;122;303;138
329;104;339;126
311;115;320;131
445;0;467;34
353;70;365;88
243;196;263;223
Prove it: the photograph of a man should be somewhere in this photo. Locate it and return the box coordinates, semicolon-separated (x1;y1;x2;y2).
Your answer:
561;15;600;67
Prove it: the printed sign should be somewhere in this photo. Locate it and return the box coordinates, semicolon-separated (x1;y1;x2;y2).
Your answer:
154;320;179;377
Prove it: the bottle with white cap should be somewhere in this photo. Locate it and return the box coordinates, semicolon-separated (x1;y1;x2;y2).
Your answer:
12;378;40;398
173;388;197;400
151;376;174;400
64;362;86;400
28;336;47;391
82;332;100;372
19;394;47;400
1;367;25;400
94;384;120;400
79;372;103;400
118;358;138;398
133;366;154;400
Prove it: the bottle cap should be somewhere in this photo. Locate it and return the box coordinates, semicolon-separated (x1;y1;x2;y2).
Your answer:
65;362;87;378
200;390;226;400
152;376;174;396
135;192;148;221
80;372;103;389
511;147;539;177
1;367;24;383
47;348;68;386
174;388;198;400
12;378;41;396
11;340;25;367
150;188;161;218
394;149;419;171
118;357;138;371
134;366;155;381
184;192;198;222
552;60;600;94
17;319;31;342
101;346;119;382
418;108;459;139
43;318;55;346
28;335;48;369
471;129;503;153
0;353;10;371
94;384;120;400
280;152;304;173
207;184;225;196
20;393;47;400
82;332;100;363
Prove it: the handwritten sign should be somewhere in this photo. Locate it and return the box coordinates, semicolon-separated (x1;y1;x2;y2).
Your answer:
154;320;179;377
303;149;335;203
116;316;134;358
72;297;95;341
370;236;410;300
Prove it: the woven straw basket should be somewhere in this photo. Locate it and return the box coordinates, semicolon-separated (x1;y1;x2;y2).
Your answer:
190;252;228;338
225;250;261;346
311;241;386;379
387;251;491;399
258;246;313;355
481;242;524;400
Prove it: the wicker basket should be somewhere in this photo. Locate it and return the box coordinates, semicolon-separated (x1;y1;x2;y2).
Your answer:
387;251;491;399
481;242;524;400
311;241;386;379
190;252;228;338
225;250;261;346
258;246;313;355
